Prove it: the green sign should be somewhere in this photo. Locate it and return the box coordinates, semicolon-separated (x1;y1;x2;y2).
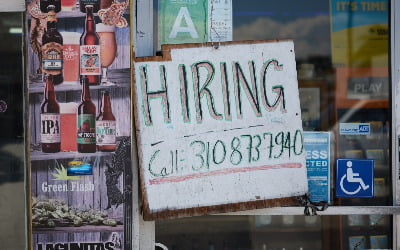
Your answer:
159;0;232;46
159;0;208;44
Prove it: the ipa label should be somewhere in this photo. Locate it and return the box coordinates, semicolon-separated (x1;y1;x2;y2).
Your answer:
41;113;61;143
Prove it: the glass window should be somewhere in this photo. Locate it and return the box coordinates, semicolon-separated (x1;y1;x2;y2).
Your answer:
156;215;392;249
0;12;25;250
152;0;392;249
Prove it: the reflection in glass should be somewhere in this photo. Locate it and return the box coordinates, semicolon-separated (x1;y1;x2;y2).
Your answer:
0;12;25;250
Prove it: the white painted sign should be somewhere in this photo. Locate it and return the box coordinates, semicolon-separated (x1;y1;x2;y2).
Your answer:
133;40;308;219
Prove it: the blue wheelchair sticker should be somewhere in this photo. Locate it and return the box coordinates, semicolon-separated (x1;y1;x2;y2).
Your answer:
336;159;374;198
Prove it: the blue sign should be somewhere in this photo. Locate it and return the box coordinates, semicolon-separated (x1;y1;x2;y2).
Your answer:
304;132;330;203
336;159;374;197
339;123;370;135
67;161;93;176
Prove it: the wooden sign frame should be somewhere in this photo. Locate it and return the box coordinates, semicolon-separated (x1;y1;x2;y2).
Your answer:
133;40;308;220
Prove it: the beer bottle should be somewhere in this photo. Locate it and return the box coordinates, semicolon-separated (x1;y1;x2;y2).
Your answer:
79;0;100;13
40;75;61;153
77;77;96;153
96;91;116;152
80;5;101;85
42;4;63;85
40;0;61;13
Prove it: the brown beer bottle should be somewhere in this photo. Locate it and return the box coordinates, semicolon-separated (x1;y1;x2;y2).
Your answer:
96;91;116;152
80;5;101;85
40;75;61;153
77;77;96;153
42;5;63;85
79;0;100;13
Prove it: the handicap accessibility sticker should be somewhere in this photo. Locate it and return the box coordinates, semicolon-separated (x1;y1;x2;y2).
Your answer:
336;159;374;198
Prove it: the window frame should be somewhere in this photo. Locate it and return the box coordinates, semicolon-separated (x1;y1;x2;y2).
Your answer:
134;0;400;248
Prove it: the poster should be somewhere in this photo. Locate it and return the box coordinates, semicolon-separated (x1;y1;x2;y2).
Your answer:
26;0;132;249
304;132;330;203
158;0;232;46
133;40;308;219
330;0;388;67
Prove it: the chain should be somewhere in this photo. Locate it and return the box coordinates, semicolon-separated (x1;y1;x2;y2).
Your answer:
297;193;329;216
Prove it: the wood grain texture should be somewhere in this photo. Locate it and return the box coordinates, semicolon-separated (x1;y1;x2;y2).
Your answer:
142;195;303;220
31;156;123;218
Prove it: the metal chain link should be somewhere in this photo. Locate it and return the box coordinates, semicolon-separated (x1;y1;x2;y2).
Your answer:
297;193;329;216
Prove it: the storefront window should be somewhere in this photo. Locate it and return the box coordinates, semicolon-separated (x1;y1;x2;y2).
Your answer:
0;0;390;248
156;215;393;249
152;0;392;249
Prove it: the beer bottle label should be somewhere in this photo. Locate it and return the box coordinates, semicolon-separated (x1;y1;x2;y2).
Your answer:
42;42;63;75
96;120;116;145
77;114;96;144
80;45;101;75
41;113;61;143
47;9;57;22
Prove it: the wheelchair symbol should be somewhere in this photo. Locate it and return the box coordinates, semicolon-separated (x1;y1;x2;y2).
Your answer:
339;161;370;195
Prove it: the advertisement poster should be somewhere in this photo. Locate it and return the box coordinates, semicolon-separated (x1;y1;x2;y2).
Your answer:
158;0;232;46
26;0;132;249
304;132;330;203
330;0;388;67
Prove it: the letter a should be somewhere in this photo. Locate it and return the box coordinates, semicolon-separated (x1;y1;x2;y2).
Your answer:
169;7;199;39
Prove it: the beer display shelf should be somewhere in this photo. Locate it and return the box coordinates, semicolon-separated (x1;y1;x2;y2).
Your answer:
56;10;130;19
30;149;111;161
34;225;124;233
27;4;130;19
30;136;128;161
28;68;130;94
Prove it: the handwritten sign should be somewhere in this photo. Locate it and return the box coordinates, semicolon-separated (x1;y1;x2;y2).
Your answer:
133;40;308;219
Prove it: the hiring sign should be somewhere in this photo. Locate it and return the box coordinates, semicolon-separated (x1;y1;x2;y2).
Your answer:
133;40;308;219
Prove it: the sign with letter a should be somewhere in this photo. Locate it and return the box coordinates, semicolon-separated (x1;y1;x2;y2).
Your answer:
158;0;232;45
